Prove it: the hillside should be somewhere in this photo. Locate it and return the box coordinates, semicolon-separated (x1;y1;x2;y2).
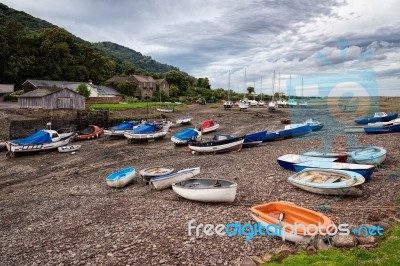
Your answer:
0;3;182;85
93;42;179;73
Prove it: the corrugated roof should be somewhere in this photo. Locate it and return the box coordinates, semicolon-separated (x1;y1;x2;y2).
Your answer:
18;88;63;98
91;85;123;96
24;79;79;88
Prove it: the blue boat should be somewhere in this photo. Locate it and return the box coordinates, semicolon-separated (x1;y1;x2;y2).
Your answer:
349;146;387;165
304;119;324;131
293;161;375;181
242;130;267;147
277;154;338;171
104;120;140;137
106;167;136;188
263;124;311;141
171;128;201;145
355;112;398;125
364;123;400;134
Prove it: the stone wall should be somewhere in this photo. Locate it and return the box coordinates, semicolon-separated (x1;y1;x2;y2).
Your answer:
86;97;123;104
0;111;10;140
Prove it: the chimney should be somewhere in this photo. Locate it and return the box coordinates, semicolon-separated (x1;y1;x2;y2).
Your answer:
88;79;93;84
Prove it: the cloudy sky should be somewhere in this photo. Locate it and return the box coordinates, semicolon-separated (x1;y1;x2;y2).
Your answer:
3;0;400;96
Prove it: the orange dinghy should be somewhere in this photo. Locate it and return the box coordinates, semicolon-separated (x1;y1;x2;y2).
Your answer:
250;202;334;243
74;125;103;140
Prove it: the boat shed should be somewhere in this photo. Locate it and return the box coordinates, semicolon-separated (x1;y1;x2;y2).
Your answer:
17;88;85;110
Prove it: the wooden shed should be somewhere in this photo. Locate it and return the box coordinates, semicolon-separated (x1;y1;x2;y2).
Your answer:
18;88;85;110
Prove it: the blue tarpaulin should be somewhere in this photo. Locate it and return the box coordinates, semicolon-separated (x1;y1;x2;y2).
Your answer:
10;130;52;145
111;121;138;130
174;128;198;140
131;124;156;134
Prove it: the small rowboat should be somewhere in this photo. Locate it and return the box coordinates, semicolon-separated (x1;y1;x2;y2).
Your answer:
139;166;175;182
173;178;237;202
58;145;81;153
200;119;220;134
288;168;365;196
302;151;348;163
349;146;387;165
294;161;375;181
74;125;103;140
188;137;244;154
106;167;136;188
250;202;334;243
176;116;192;124
277;154;338;171
149;167;200;190
157;107;174;113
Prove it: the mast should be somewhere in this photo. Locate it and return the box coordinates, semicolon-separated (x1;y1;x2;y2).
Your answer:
253;81;256;100
260;77;263;101
228;70;231;101
272;71;275;101
302;77;304;98
244;68;247;94
278;73;281;101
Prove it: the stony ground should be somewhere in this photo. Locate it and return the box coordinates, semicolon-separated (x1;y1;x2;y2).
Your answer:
1;104;399;265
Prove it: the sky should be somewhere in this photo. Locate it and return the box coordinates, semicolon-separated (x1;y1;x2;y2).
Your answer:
2;0;400;96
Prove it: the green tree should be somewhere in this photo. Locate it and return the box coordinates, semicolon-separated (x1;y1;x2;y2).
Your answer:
247;86;255;98
117;81;136;96
195;77;211;89
76;83;91;98
166;70;188;95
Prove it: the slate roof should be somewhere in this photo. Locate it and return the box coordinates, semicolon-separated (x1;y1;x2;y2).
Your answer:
18;88;63;98
91;85;123;96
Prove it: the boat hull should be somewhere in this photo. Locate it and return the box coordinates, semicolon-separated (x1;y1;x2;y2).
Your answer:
140;167;175;182
349;147;387;165
201;124;220;134
364;124;400;134
277;154;337;171
106;167;136;188
150;167;200;190
188;139;244;154
355;113;398;125
172;178;237;203
124;130;168;142
58;145;81;153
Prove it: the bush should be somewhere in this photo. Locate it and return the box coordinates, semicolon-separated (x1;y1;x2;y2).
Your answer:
3;89;24;102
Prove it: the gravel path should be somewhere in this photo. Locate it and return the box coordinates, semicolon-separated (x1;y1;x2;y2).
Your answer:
1;105;399;265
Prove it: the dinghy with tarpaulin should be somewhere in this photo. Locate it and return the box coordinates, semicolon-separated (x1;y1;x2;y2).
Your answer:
263;124;311;141
172;178;237;203
293;161;375;181
106;167;136;188
288;168;365;196
277;154;338;171
171;128;202;145
200;119;220;133
355;112;398;125
349;146;387;165
250;202;334;243
149;167;200;190
104;120;140;137
124;122;172;143
74;125;103;140
6;130;75;157
188;135;244;154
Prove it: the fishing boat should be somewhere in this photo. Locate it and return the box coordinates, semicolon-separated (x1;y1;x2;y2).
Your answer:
139;166;175;182
176;115;192;125
124;122;172;143
188;136;244;154
58;145;81;153
149;167;200;190
277;154;338;171
303;150;347;163
241;130;267;147
172;178;237;203
294;161;375;181
263;124;311;141
6;130;75;158
104;121;140;137
106;167;136;188
250;202;334;243
288;168;365;196
200;119;220;134
74;125;103;140
171;128;202;145
354;112;398;125
349;146;387;165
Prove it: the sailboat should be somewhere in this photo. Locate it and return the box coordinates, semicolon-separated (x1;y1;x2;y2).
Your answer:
249;81;258;106
298;78;308;108
258;77;265;106
276;73;287;108
268;71;277;111
223;70;233;110
239;68;249;110
287;74;298;108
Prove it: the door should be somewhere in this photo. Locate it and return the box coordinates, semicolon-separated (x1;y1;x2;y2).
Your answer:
57;97;73;109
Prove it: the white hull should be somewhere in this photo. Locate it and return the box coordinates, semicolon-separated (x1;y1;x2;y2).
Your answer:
188;139;244;154
251;213;311;243
201;124;220;133
239;103;249;110
124;130;168;141
140;167;175;182
171;135;201;145
176;118;192;124
58;145;82;153
106;171;135;188
172;181;237;203
157;108;174;113
104;129;126;137
150;167;200;190
351;154;386;165
6;133;74;156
